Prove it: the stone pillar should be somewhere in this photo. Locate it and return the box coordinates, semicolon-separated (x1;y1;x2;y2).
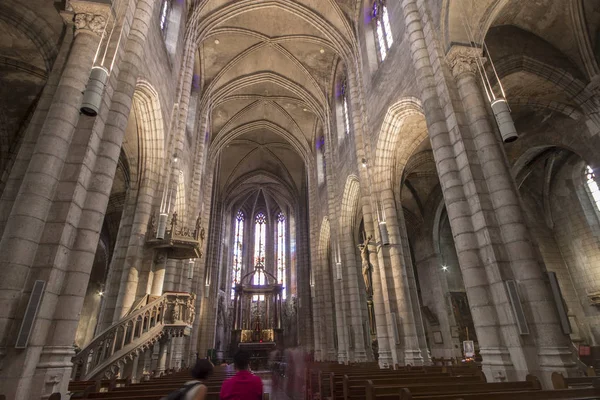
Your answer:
0;3;110;399
0;3;107;346
343;65;395;368
339;229;369;362
379;187;424;365
446;45;575;381
113;178;158;319
400;0;515;379
151;252;168;296
331;247;349;363
163;259;179;292
130;352;140;383
157;340;168;375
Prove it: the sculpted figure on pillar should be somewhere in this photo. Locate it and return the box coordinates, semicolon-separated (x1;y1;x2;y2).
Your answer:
359;234;373;296
445;45;484;78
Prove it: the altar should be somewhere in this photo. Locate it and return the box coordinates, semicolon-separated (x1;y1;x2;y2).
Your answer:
230;264;284;368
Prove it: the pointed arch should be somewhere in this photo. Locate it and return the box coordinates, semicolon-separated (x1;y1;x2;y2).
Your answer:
374;97;426;189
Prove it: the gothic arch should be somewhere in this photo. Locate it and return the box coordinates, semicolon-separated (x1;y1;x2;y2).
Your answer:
373;97;426;190
132;80;166;188
340;175;361;235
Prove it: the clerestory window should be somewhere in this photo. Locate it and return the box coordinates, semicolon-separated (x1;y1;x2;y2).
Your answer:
586;165;600;212
159;0;171;32
342;78;351;136
231;211;245;299
277;212;286;299
372;0;393;62
253;212;266;301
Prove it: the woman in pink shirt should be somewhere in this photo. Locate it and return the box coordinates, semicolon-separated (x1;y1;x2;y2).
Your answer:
220;350;263;399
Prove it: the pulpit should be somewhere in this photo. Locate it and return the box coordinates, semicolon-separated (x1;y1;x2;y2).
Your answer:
230;264;283;369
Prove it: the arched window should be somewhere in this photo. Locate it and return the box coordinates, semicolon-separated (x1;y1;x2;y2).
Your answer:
316;136;326;185
372;0;393;61
159;0;171;32
277;212;286;299
585;165;600;212
231;211;245;299
253;212;266;300
342;78;351;136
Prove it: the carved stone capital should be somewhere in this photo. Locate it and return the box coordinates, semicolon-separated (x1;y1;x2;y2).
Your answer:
446;45;484;78
68;0;111;36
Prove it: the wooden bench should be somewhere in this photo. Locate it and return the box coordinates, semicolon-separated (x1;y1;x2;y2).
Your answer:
552;371;600;389
363;375;541;400
342;374;485;400
399;386;600;399
323;369;430;399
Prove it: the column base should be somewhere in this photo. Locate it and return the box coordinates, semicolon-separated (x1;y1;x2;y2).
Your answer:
480;346;517;383
327;349;337;362
404;348;425;366
378;350;394;369
535;346;579;388
337;350;348;364
351;350;369;363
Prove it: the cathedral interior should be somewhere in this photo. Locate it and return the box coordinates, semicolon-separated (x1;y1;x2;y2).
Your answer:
2;0;600;398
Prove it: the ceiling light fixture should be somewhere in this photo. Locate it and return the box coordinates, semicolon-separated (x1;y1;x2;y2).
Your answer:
319;48;325;54
214;39;220;45
303;108;308;112
442;265;448;272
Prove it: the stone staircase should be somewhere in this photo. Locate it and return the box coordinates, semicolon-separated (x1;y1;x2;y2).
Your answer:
71;292;196;381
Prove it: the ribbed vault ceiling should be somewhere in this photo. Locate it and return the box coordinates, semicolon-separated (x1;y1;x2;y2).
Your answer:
198;0;358;206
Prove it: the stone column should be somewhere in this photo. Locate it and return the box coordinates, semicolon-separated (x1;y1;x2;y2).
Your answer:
447;45;575;380
344;65;395;367
339;228;369;362
151;252;168;296
0;3;110;399
130;352;140;383
379;187;424;365
163;259;179;292
400;0;515;380
157;339;168;375
0;2;108;347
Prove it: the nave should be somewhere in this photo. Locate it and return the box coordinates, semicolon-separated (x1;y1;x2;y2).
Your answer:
2;0;600;399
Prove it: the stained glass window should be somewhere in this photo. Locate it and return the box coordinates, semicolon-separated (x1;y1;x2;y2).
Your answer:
277;212;286;300
342;79;351;136
231;211;244;299
372;1;393;61
317;136;326;184
253;212;266;301
586;165;600;212
159;0;170;32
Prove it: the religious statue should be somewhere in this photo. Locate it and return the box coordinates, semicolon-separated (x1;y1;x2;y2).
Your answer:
150;213;157;234
171;211;178;231
172;306;180;321
359;235;373;296
195;214;202;239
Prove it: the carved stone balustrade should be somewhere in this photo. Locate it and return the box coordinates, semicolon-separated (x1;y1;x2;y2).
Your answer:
146;211;205;259
71;292;195;381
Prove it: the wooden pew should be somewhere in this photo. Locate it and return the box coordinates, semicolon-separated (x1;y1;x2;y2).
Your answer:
363;375;541;400
552;371;600;389
399;386;600;400
324;369;424;399
343;374;485;400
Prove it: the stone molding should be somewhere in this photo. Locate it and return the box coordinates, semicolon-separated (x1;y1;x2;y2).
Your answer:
446;45;484;78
